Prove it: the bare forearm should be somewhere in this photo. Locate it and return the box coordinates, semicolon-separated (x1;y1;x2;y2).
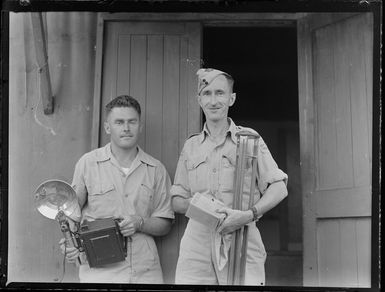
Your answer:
141;217;172;236
254;181;288;215
171;196;191;214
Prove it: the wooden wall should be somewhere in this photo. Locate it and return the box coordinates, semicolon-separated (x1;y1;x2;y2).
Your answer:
8;12;97;283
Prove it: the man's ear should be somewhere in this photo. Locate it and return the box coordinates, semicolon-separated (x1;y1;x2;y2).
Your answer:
229;92;236;107
104;121;111;135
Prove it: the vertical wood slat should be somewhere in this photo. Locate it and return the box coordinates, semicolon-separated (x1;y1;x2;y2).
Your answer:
349;15;372;188
314;26;338;190
317;220;341;286
98;22;117;146
92;15;105;149
179;33;189;150
129;35;147;148
163;35;180;180
146;35;163;160
297;17;318;285
186;23;202;135
339;219;358;285
356;218;371;286
333;20;354;188
116;35;131;96
363;14;373;164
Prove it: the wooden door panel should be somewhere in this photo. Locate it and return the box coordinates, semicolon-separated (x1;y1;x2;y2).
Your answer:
298;13;372;287
314;15;372;192
317;218;371;286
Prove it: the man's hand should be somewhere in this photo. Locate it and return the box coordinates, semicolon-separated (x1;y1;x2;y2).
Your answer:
118;215;143;237
59;238;80;264
215;208;253;235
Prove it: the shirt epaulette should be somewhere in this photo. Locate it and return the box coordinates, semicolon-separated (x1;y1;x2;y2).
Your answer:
235;126;259;136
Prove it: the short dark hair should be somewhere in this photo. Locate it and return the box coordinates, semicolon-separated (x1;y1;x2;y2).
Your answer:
105;95;141;118
225;75;234;93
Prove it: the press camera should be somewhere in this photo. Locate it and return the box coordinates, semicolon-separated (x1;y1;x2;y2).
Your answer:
34;179;126;268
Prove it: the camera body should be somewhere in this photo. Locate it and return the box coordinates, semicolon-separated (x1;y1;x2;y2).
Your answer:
74;218;127;268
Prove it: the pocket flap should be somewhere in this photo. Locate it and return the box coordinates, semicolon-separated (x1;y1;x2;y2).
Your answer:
222;153;236;167
89;182;115;196
187;154;207;170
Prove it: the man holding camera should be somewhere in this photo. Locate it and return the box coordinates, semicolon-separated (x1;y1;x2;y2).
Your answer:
60;95;174;283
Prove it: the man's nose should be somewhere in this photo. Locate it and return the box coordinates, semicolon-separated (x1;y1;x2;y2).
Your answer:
209;94;218;104
123;122;130;131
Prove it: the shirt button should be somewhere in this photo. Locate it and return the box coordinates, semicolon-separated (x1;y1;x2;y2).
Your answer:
125;193;129;198
213;168;217;173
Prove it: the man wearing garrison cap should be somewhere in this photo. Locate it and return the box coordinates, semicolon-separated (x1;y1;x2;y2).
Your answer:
171;68;288;285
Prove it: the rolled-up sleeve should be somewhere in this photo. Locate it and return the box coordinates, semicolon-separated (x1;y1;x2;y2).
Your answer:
170;148;192;200
257;138;288;194
151;164;175;219
71;155;88;206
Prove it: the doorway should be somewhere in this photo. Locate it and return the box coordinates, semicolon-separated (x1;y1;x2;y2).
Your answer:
203;26;302;286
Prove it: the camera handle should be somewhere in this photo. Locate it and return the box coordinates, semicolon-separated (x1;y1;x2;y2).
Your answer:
57;210;82;265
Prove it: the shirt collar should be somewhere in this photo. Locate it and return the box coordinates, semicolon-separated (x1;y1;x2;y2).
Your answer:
199;118;237;144
136;146;157;166
95;143;112;162
96;143;156;166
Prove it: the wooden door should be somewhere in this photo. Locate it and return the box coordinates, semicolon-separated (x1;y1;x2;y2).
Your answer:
298;13;373;287
94;19;201;283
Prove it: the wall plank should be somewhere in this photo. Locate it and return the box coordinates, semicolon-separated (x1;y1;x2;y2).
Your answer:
146;35;164;160
356;218;371;286
129;35;147;148
116;35;131;96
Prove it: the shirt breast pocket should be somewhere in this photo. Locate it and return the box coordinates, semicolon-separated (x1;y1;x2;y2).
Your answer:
136;183;154;218
186;154;208;193
221;154;236;192
87;182;118;217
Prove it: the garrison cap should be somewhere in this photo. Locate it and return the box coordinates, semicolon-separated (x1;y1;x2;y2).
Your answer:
196;68;232;94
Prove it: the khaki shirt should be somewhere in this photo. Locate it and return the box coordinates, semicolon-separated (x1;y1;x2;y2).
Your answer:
72;143;174;222
71;143;174;283
171;119;288;209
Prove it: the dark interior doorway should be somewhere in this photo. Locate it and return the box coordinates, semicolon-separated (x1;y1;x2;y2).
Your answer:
203;26;302;286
